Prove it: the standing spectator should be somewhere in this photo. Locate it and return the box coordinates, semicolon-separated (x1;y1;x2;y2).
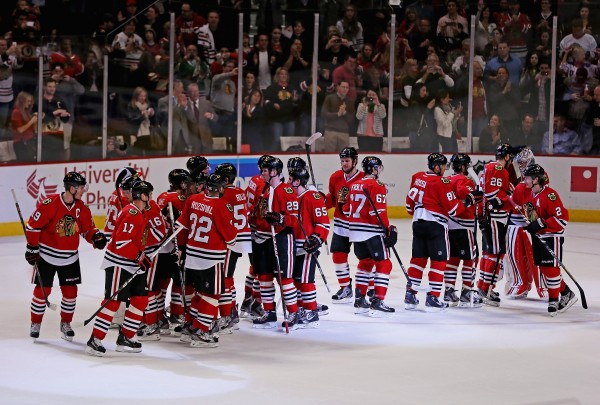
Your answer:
510;113;543;152
0;39;23;137
560;19;597;56
471;61;488;142
532;0;553;38
241;70;260;102
49;38;84;78
127;86;157;155
407;83;437;152
332;54;360;105
11;91;37;162
210;59;238;152
496;0;532;62
416;53;455;98
436;0;469;57
270;26;285;54
335;4;364;52
433;89;461;153
286;0;319;41
486;66;521;133
318;80;355;152
198;10;237;63
110;20;145;88
409;18;436;62
534;29;553;60
282;38;310;87
246;33;281;90
579;5;597;40
320;31;352;69
157;80;190;154
479;114;504;153
542;114;583;154
36;78;70;162
357;43;376;72
356;89;386;152
176;2;207;48
398;7;420;40
531;59;552;135
185;82;217;153
520;51;541;113
175;44;206;88
264;67;297;150
475;4;497;54
484;41;523;87
242;88;266;152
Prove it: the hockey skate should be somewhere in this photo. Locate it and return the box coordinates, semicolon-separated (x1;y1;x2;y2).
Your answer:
116;332;142;353
404;289;419;310
252;310;277;329
137;323;161;341
281;311;301;331
190;329;218;348
479;288;501;307
425;293;449;312
230;305;240;324
179;324;196;343
299;309;320;329
331;285;353;304
85;335;106;357
171;321;191;337
548;300;560;317
367;289;375;303
60;322;75;342
458;288;483;308
30;322;41;339
353;291;370;314
168;313;184;328
239;297;253;318
157;315;172;335
249;300;265;319
443;286;459;307
317;303;329;316
215;316;234;335
558;290;578;313
369;297;395;318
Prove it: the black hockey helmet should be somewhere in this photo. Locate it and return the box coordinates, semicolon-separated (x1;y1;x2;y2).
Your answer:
261;156;284;174
131;180;154;200
287;157;307;172
450;153;471;172
427;153;448;171
339;147;358;161
361;156;383;175
290;168;310;186
120;173;139;191
64;171;87;189
495;143;514;159
258;154;274;170
168;169;191;190
115;167;137;188
205;173;227;193
186;156;209;173
215;163;237;184
522;163;547;185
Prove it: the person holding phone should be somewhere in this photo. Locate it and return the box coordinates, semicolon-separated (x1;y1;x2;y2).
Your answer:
356;90;386;152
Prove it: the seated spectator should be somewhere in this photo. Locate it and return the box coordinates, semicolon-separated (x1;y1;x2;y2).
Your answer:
356;89;386;152
11;91;37;162
509;113;543;153
335;4;364;52
583;86;600;155
143;28;161;58
398;7;419;40
562;67;593;122
479;114;504;153
542;114;584;154
50;38;83;78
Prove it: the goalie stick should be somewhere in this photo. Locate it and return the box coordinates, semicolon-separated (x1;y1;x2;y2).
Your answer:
12;189;58;311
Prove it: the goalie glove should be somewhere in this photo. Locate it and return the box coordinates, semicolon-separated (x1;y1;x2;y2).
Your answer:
92;232;108;249
487;196;503;210
264;211;284;226
25;244;40;266
303;235;323;253
465;190;484;207
136;252;153;272
383;225;398;248
525;218;546;235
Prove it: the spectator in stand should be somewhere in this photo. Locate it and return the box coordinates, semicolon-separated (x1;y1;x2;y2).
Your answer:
560;19;597;56
242;70;260;102
416;53;455;99
126;86;157;155
475;4;497;54
201;9;237;58
210;59;238;152
0;39;23;136
175;44;208;88
433;89;461;153
141;5;166;37
143;28;161;58
335;4;364;52
357;43;376;72
532;0;553;38
270;26;285;55
246;34;279;91
49;38;83;78
320;30;352;69
520;51;541;114
408;18;436;63
11;91;37;162
530;58;552;135
561;67;592;123
332;54;361;105
35;78;70;162
484;41;523;87
362;66;389;105
479;114;504;153
298;65;335;136
175;2;206;48
436;0;469;57
559;45;598;85
264;67;297;149
241;88;266;152
483;27;503;61
406;82;437;152
286;0;318;41
407;0;436;24
495;0;532;62
11;10;41;44
284;20;312;61
579;4;597;40
542;114;584;154
111;19;144;88
534;29;553;60
509;113;543;153
318;80;355;153
374;35;414;78
282;38;310;87
356;89;386;152
471;61;488;142
398;7;420;40
486;65;521;134
157;80;190;154
584;86;600;155
117;0;140;26
398;58;420;103
184;82;217;153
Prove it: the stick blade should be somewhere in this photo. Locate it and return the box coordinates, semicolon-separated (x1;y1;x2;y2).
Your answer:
48;302;58;311
305;132;323;146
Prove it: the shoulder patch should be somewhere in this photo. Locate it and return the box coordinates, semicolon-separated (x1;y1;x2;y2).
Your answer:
313;192;321;199
226;203;234;212
495;165;503;170
178;195;186;201
284;187;294;194
441;177;450;184
376;180;384;186
548;192;557;201
42;198;53;205
129;209;138;215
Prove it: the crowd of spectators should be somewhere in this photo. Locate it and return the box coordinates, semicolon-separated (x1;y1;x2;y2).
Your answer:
1;0;600;162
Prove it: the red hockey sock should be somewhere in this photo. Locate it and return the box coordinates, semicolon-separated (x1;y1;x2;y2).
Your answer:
31;286;52;324
121;295;148;339
373;259;392;300
332;252;351;287
193;294;219;332
407;257;427;288
92;299;121;340
258;274;275;311
294;281;303;307
281;278;298;313
444;257;460;287
300;283;317;311
429;260;446;297
59;285;77;323
539;266;562;300
461;259;475;288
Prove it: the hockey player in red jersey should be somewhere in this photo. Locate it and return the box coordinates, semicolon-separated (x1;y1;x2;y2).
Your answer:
405;153;463;312
521;164;578;316
26;172;106;341
186;155;210;192
213;163;251;333
326;147;371;304
343;156;397;316
251;156;301;330
445;154;484;307
176;174;237;347
290;168;330;327
477;143;515;306
86;180;154;356
104;167;138;240
505;147;548;299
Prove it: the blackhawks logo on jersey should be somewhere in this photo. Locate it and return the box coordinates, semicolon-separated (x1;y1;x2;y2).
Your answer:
226;203;234;212
56;215;78;237
259;198;269;218
141;225;149;246
376;180;385;186
548;192;557;201
313;192;322;199
338;186;350;202
42;198;52;205
284;187;294;194
441;177;450;184
129;209;138;215
524;202;538;222
178;195;186;201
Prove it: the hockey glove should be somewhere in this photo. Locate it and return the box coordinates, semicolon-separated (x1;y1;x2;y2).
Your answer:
303;235;323;253
161;206;180;225
92;232;108;249
487;197;503;210
264;211;284;226
525;218;546;235
136;252;153;272
383;225;398;248
25;244;40;266
465;190;484;207
477;217;489;232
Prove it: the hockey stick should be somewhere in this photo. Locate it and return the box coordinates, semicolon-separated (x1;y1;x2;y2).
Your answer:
168;202;188;315
362;188;412;285
268;187;289;334
487;209;512;297
514;206;587;309
304;132;330;255
297;199;330;292
79;226;185;327
11;189;58;311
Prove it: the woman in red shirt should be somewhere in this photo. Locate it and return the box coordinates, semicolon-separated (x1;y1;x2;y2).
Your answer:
11;91;38;162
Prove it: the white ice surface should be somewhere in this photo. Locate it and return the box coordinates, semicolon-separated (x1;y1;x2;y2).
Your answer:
1;219;599;405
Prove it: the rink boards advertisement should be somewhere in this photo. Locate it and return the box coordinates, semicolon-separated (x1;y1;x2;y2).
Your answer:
1;154;600;235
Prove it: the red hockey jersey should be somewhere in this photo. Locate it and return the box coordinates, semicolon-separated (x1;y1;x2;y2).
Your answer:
528;186;568;237
222;185;252;253
343;177;389;242
406;171;460;226
103;190;130;239
26;194;99;266
156;190;188;247
294;189;331;253
177;193;237;270
143;200;167;255
448;173;476;230
326;169;364;237
102;203;149;273
482;161;513;211
251;182;299;243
